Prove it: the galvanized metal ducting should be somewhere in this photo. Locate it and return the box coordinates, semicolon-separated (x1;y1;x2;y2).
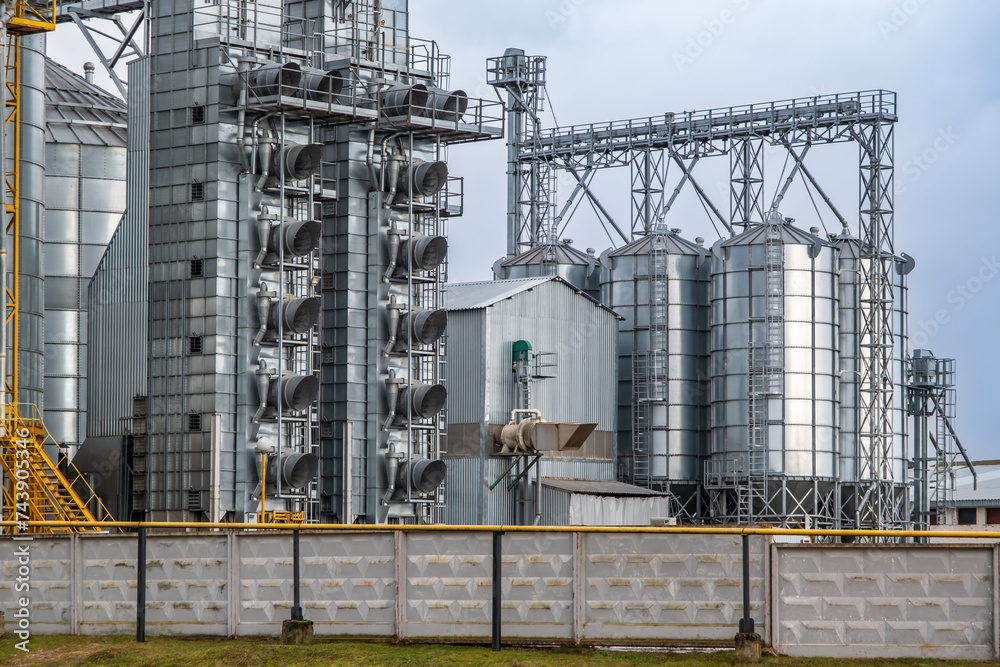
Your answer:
398;456;447;493
273;142;323;181
268;296;320;335
395;233;447;274
381;82;428;115
428;87;468;121
268;219;320;257
396;308;447;347
301;66;344;103
245;60;301;97
394;382;447;422
267;452;319;489
397;159;448;198
268;373;320;412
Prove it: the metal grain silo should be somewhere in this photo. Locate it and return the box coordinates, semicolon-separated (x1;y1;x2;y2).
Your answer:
832;232;911;526
494;240;602;299
43;59;127;452
705;212;840;528
600;229;710;518
18;36;47;411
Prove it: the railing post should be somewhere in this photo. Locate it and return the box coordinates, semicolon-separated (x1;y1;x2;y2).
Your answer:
492;530;503;652
739;533;754;634
291;529;303;621
136;525;146;643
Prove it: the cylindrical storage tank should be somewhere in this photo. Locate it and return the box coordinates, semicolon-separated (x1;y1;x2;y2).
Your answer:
599;230;710;516
708;215;839;527
43;57;127;454
19;37;47;416
495;241;602;299
833;233;910;526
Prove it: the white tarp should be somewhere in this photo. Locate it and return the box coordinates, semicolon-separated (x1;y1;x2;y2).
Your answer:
568;494;671;526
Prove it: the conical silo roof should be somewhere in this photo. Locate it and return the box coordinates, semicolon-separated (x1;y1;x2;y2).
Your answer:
607;229;707;257
500;241;597;267
45;58;127;147
720;217;833;249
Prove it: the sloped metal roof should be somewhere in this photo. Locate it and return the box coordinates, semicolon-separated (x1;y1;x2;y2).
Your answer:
501;242;597;267
949;463;1000;508
446;276;621;318
541;477;669;497
607;229;707;257
446;276;552;310
722;219;832;248
45;57;127;146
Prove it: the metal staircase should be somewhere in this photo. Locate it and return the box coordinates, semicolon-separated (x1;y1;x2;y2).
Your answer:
1;404;107;533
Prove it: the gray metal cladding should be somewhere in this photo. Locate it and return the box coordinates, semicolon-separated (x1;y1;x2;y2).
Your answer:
710;222;839;480
441;309;485;434
601;231;711;486
44;57;128;449
86;56;149;443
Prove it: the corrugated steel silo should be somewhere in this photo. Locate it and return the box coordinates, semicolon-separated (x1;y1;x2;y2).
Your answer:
832;232;911;525
18;35;47;412
705;213;840;527
495;241;602;298
44;58;128;453
600;229;710;518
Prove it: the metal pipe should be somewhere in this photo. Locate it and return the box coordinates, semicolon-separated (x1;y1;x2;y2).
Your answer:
291;530;303;620
738;533;754;633
136;526;146;642
491;530;503;651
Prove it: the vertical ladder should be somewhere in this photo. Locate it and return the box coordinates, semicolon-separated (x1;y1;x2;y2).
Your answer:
746;226;784;522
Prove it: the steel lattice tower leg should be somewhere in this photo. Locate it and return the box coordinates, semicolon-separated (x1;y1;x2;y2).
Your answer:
855;116;899;532
730;138;764;232
630;148;666;237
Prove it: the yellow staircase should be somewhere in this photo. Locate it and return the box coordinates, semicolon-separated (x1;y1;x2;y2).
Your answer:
1;404;110;534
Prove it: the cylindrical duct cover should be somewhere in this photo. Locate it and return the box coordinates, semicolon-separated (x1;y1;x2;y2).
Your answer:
267;452;319;489
301;67;344;103
269;219;321;257
396;309;447;348
273;143;323;181
398;159;448;198
381;83;428;116
430;88;468;122
269;296;321;334
398;456;447;494
396;382;447;421
246;61;301;97
396;233;448;274
268;374;320;412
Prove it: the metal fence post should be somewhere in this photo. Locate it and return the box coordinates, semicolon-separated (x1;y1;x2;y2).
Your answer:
291;529;303;621
492;530;503;651
739;533;754;633
136;526;146;642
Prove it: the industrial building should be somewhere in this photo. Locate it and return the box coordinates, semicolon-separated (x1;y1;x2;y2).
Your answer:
0;1;976;537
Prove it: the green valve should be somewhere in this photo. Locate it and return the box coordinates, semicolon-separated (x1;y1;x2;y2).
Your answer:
512;339;532;363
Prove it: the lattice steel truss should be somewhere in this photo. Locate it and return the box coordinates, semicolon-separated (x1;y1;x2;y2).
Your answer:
497;77;904;529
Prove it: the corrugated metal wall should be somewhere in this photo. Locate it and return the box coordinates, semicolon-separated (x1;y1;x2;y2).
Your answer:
86;56;150;440
441;309;485;436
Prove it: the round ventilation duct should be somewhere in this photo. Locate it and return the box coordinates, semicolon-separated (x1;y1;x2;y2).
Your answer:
396;382;447;421
268;219;321;257
269;296;320;335
246;61;301;97
301;67;344;103
381;83;429;116
430;88;468;122
267;452;319;489
397;456;447;494
268;374;319;412
272;143;323;181
396;309;447;347
398;159;448;198
395;233;448;274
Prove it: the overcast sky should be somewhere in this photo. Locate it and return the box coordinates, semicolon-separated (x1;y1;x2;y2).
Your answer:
49;0;1000;459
